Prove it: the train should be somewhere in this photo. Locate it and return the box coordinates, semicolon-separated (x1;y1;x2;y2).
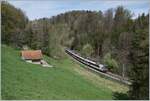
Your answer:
65;49;108;73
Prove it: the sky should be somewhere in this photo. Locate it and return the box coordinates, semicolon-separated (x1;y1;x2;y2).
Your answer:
8;0;150;20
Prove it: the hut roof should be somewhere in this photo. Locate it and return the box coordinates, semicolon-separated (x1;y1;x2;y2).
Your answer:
21;50;42;60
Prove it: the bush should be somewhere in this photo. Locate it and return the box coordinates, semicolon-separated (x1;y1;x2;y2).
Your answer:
82;43;94;57
103;53;119;70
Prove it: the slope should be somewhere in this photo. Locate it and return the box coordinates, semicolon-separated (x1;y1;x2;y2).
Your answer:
1;45;128;99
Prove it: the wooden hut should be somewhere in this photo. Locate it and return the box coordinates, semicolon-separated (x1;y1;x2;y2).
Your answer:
21;50;43;64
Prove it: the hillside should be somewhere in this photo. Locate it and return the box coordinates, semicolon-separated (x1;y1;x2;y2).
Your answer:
1;45;128;100
1;1;149;99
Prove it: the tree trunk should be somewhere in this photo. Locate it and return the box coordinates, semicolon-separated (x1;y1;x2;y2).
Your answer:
122;64;125;78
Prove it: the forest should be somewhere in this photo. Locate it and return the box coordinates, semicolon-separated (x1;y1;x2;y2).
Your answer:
1;1;149;100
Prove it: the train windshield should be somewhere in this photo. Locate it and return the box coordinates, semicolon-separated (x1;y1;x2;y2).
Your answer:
102;65;108;70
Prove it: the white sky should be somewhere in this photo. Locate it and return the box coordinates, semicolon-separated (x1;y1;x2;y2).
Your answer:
8;0;150;20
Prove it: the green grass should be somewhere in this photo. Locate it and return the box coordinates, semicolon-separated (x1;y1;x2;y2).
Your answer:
1;45;129;100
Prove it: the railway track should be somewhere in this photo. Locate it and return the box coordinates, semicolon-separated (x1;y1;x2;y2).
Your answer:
65;48;131;86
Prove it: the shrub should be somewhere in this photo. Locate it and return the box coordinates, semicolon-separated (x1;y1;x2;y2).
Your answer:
82;43;94;57
103;53;119;70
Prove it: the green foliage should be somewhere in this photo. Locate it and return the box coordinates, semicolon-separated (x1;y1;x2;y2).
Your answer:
1;1;28;46
112;6;132;46
82;43;94;57
103;53;119;70
47;23;71;58
128;14;149;100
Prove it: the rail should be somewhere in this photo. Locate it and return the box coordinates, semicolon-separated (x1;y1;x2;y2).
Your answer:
65;48;131;86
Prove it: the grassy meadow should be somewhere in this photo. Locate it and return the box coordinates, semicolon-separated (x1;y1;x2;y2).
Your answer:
1;45;129;99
